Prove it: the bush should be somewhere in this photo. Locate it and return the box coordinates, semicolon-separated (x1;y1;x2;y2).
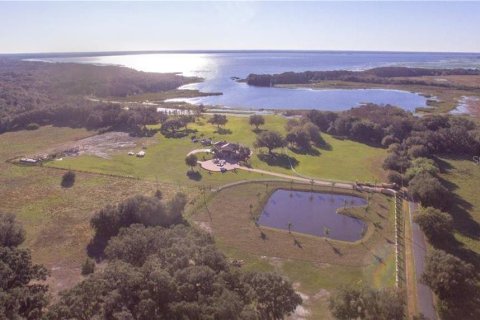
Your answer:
0;212;26;247
405;157;439;181
422;249;479;318
81;258;95;275
329;286;404;320
25;123;40;130
414;207;453;242
61;170;76;188
407;144;429;159
387;171;404;186
88;193;187;257
409;173;450;209
381;135;397;147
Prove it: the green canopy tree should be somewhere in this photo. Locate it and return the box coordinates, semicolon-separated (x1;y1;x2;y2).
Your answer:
249;114;265;130
254;131;286;154
413;207;453;243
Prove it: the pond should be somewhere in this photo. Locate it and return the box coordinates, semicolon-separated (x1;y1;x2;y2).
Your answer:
258;189;368;242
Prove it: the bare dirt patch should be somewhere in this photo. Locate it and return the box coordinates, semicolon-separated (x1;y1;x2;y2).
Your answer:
55;132;143;159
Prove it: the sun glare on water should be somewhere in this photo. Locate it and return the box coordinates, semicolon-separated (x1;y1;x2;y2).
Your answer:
92;53;214;77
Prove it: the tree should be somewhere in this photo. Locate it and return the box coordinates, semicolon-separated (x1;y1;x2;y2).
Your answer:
160;118;183;134
422;249;479;317
185;154;198;172
242;272;302;320
249;114;265;130
61;170;76;188
88;194;186;257
408;173;451;209
387;171;404;186
329;286;404;320
0;213;25;247
286;126;310;150
382;153;410;173
405;157;439;181
413;207;453;242
208;114;228;129
407;144;429;159
254;131;286;154
49;225;302;320
81;258;95;275
0;215;49;320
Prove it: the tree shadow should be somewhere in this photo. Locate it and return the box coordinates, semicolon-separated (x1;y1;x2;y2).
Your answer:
214;128;232;135
313;137;332;151
252;128;266;134
87;235;108;260
436;176;479;242
288;146;320;156
257;153;299;169
61;178;75;188
161;128;197;139
325;239;343;256
435;156;454;174
260;231;268;241
187;170;202;181
293;237;303;249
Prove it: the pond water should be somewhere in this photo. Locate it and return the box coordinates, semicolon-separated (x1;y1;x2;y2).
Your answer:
258;189;367;241
30;51;480;111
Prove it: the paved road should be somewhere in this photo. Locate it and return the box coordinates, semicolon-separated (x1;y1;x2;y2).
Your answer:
409;201;437;320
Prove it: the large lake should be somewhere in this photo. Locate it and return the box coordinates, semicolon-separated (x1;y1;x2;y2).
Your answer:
258;189;367;241
35;51;480;111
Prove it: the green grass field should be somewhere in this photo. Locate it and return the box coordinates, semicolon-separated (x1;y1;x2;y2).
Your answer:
438;156;480;257
47;115;386;185
0;120;390;319
0;127;184;294
191;181;396;319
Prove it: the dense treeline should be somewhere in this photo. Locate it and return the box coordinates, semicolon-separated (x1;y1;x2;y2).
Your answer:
0;101;165;136
305;104;480;155
0;213;49;319
304;105;480;319
307;105;480;209
0;59;197;134
87;193;187;257
47;193;302;320
246;66;480;87
1;194;302;319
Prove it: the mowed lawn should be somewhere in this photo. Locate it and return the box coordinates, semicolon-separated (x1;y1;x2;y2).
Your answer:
438;156;480;256
48;115;387;185
0;126;184;294
192;181;396;320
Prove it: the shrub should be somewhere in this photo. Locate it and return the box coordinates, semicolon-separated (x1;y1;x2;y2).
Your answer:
414;207;453;242
405;157;439;181
25;123;40;130
409;173;450;209
61;170;76;188
81;258;95;275
0;213;26;247
407;144;429;159
387;171;404;186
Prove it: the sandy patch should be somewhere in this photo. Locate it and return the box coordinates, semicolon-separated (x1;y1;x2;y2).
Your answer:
55;132;142;159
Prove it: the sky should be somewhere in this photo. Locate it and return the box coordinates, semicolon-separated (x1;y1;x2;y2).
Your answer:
0;1;479;53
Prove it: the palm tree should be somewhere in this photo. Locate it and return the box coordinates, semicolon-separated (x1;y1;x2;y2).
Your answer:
288;222;293;233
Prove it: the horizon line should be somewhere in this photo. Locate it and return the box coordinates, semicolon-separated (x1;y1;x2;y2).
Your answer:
2;49;480;57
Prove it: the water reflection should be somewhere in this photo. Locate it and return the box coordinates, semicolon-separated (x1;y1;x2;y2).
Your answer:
258;189;367;241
